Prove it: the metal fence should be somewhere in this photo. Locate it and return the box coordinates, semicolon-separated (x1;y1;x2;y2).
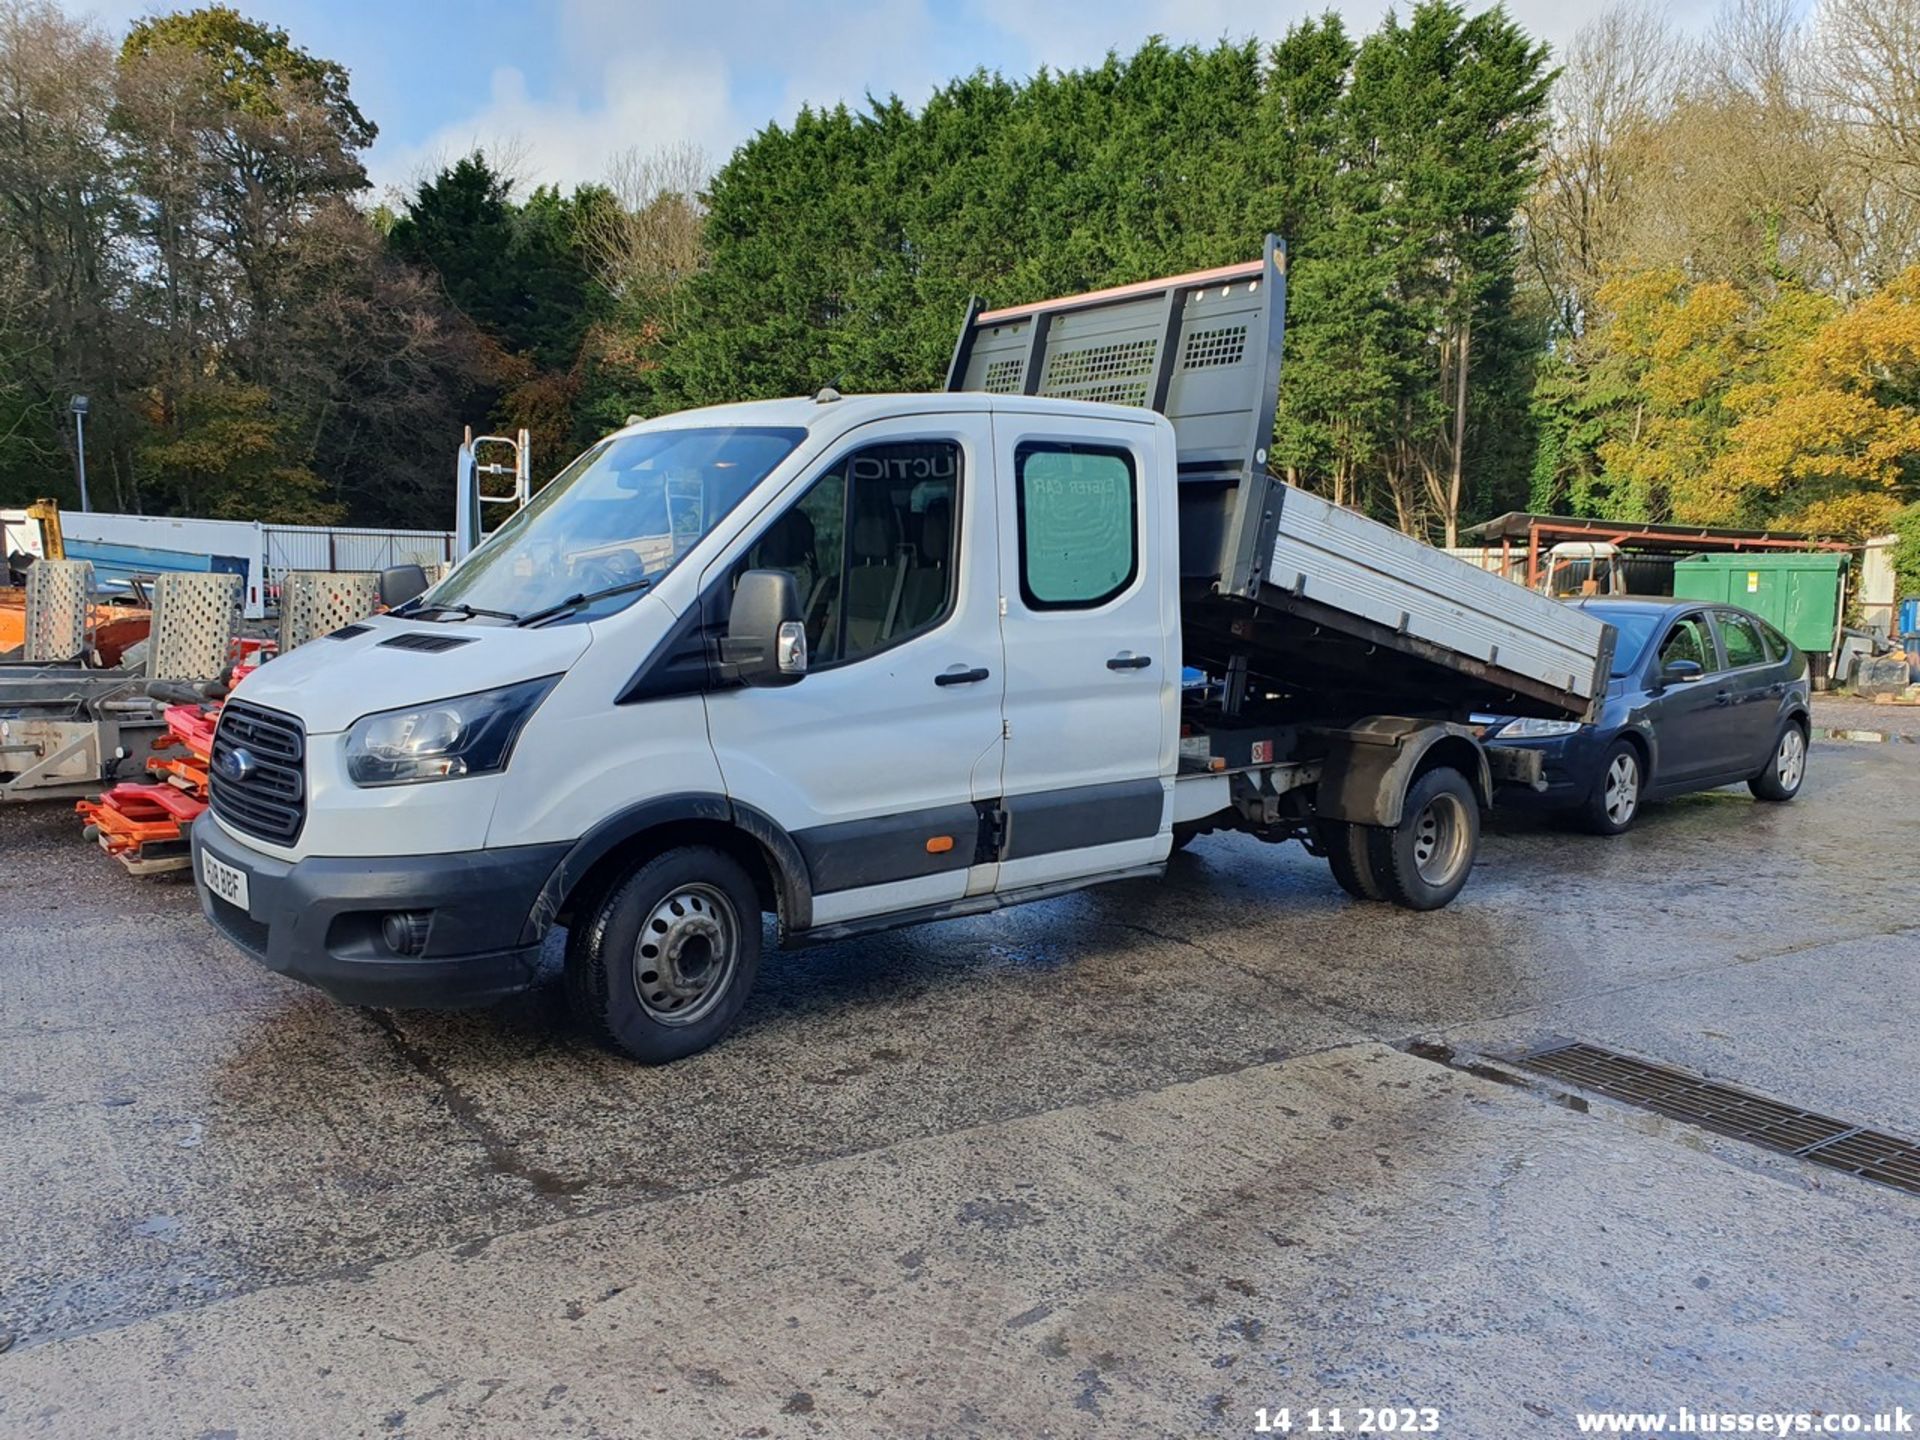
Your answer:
261;525;455;596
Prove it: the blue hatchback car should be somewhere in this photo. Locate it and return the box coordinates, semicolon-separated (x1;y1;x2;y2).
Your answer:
1484;597;1811;833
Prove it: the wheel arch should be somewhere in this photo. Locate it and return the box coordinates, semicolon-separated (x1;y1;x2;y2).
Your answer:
1614;726;1652;781
528;794;814;943
1316;718;1491;828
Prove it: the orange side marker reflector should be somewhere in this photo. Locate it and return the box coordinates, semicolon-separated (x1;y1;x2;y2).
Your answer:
926;835;954;854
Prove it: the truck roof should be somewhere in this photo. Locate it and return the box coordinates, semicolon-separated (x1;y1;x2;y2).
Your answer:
618;391;1165;439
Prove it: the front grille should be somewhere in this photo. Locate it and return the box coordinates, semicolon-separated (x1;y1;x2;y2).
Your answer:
210;700;307;845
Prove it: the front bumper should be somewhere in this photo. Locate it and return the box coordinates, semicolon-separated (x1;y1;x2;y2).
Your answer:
1486;732;1592;807
191;815;569;1008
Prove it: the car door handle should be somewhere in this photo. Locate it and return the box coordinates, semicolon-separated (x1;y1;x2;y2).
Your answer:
934;666;991;687
1107;653;1152;671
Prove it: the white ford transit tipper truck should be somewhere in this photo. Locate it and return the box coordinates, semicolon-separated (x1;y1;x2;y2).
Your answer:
192;239;1612;1063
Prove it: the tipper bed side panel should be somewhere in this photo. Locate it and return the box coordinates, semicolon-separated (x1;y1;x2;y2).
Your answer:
1263;485;1607;704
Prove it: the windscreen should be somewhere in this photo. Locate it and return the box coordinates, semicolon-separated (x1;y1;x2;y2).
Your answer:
427;426;805;620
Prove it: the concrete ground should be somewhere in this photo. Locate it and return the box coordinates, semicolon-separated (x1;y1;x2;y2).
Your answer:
2;731;1917;1438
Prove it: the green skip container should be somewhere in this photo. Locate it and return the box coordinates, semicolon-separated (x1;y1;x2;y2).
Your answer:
1671;551;1848;656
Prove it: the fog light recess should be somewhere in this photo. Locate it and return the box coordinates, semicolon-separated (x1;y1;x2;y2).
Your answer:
381;911;432;956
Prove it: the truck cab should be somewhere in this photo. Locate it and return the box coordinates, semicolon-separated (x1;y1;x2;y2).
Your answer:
194;241;1610;1063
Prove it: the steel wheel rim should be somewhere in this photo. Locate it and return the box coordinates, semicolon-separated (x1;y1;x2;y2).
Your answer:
632;883;740;1026
1411;792;1470;885
1777;728;1805;790
1604;752;1639;825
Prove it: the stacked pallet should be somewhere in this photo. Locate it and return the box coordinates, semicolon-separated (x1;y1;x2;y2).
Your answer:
74;638;277;875
75;703;217;874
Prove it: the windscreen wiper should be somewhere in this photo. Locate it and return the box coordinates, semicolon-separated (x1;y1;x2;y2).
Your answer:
408;601;522;623
515;577;654;628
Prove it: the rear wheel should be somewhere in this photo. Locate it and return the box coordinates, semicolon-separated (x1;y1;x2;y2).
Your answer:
1748;720;1807;801
566;845;762;1064
1366;767;1479;911
1578;739;1643;835
1324;821;1384;901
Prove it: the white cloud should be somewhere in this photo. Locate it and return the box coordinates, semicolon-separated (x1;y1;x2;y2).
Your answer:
366;52;739;199
369;0;952;196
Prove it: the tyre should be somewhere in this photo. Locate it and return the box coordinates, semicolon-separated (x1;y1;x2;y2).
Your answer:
1748;719;1808;802
565;845;762;1064
1365;767;1479;911
1324;820;1385;902
1578;738;1643;835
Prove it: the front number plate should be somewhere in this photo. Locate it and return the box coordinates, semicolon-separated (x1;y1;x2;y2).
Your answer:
201;850;251;911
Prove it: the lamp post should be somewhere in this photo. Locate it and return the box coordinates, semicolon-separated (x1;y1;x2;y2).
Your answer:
68;395;91;512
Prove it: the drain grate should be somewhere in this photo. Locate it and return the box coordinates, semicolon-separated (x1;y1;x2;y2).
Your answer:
1510;1041;1920;1197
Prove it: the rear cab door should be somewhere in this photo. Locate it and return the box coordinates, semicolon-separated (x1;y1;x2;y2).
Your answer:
988;405;1179;890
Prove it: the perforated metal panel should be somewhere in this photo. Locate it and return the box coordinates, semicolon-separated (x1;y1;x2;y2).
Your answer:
1181;324;1248;370
147;572;242;681
278;570;378;652
24;559;93;662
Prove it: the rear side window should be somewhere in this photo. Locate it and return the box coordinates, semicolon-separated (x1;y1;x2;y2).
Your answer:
1717;611;1767;668
1657;615;1715;671
1758;618;1794;661
1015;441;1137;610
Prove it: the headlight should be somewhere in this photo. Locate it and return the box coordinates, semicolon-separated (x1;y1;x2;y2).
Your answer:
1497;716;1584;738
345;676;559;786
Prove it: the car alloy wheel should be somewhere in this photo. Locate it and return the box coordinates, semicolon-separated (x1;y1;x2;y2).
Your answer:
1775;727;1805;792
1603;751;1639;827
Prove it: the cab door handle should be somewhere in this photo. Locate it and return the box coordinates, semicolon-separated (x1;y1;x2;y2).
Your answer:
935;666;990;687
1107;653;1152;671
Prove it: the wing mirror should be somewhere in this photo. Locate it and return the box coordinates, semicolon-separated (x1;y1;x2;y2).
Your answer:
721;569;806;687
378;564;429;608
1658;658;1704;688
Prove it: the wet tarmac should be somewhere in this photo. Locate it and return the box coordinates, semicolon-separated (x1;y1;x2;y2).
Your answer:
2;726;1917;1437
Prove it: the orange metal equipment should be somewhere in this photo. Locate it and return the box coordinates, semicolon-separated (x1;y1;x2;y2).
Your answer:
77;700;220;874
74;643;273;875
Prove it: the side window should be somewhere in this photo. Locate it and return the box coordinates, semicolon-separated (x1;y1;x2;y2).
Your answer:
1015;441;1137;610
742;469;846;659
1758;618;1794;662
1717;611;1767;668
1657;614;1714;671
740;439;959;667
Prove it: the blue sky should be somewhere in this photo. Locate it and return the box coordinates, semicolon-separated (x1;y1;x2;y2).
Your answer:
59;0;1719;200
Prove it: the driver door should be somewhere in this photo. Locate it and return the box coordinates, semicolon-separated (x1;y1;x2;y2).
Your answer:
701;415;1007;928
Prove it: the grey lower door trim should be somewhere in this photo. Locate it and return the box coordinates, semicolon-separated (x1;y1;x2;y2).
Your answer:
794;802;983;895
1001;778;1163;861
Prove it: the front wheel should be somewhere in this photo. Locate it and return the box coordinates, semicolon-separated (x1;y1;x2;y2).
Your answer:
1578;738;1643;835
566;845;762;1064
1748;720;1808;802
1366;767;1479;911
